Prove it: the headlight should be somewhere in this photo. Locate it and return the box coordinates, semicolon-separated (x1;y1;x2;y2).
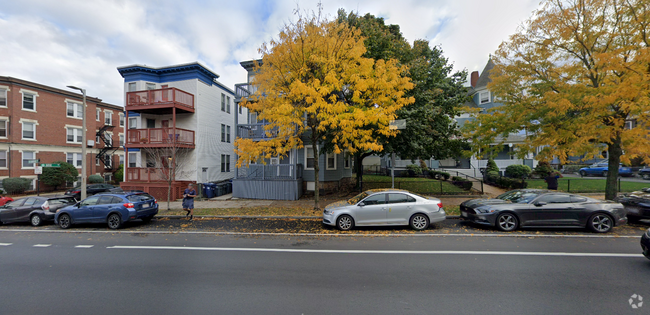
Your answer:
476;207;499;214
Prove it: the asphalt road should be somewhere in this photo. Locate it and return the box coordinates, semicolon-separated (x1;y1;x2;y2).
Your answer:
0;229;648;315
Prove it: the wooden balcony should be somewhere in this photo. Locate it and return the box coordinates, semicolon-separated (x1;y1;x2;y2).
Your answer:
126;87;194;114
127;128;195;148
126;168;170;182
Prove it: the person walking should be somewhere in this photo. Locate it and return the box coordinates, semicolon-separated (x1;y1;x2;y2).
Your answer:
544;172;561;190
183;183;197;221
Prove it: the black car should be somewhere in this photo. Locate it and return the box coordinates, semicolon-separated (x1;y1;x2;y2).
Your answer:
639;168;650;180
65;184;122;201
460;189;627;233
642;228;650;260
0;196;77;226
614;188;650;222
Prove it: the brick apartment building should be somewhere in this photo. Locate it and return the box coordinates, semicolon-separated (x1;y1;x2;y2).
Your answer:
0;76;125;192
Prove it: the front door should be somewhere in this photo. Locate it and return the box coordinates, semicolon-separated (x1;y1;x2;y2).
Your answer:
354;193;387;225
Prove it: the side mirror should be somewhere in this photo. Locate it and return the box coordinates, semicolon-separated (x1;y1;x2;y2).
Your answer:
535;201;547;207
358;202;365;207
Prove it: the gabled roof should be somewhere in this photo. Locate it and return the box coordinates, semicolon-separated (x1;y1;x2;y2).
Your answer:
474;58;495;90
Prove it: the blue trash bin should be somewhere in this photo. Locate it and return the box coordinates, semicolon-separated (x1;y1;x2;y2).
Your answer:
205;183;215;198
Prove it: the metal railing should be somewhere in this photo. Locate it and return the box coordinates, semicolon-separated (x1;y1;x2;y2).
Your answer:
126;88;194;110
237;164;303;180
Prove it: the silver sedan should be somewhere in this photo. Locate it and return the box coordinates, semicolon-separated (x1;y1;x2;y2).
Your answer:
322;189;446;231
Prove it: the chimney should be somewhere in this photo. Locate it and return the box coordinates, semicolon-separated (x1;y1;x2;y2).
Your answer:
470;71;479;88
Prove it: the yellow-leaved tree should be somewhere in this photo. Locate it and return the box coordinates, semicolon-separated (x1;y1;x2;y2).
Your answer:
235;9;414;208
465;0;650;200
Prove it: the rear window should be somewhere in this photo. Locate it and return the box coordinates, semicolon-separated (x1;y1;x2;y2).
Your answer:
49;198;76;206
127;194;155;202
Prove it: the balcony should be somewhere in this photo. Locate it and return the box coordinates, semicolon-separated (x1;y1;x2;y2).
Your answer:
237;123;297;140
235;83;257;102
126;87;194;114
126;168;170;182
127;128;195;148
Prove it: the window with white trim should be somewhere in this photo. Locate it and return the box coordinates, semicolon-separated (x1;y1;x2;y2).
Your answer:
0;151;7;168
119;134;124;147
119;113;125;127
146;83;156;90
22;151;36;168
66;127;83;143
221;154;230;172
104;111;112;125
96;155;101;166
119;155;124;166
221;124;226;142
305;145;315;170
22;121;35;140
326;152;337;170
67;153;82;168
0;88;6;107
479;91;490;104
66;101;83;119
104;155;113;168
96;108;100;121
0;119;7;138
104;173;113;182
128;82;137;92
128;152;137;167
344;151;351;169
227;125;231;143
226;96;231;113
128;117;137;129
23;92;35;111
221;93;226;111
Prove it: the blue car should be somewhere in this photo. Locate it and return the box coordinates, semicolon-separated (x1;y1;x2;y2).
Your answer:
578;161;633;177
55;191;158;230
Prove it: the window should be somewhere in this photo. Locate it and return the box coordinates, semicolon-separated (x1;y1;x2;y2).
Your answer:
625;120;634;130
22;121;35;140
104;111;112;125
326;152;336;170
96;156;100;166
305;145;315;170
226;96;231;113
0;151;6;168
104;155;112;168
227;125;231;143
96;108;100;121
119;134;124;147
128;117;137;129
119;155;124;166
479;91;490;104
104;173;113;182
221;124;226;142
344;151;351;169
221;93;226;111
0;88;7;107
239;105;242;114
362;194;386;205
387;193;415;204
67;153;82;168
23;92;35;110
146;83;156;90
221;154;230;172
0;120;7;138
128;82;137;92
535;194;572;204
119;114;125;127
22;151;36;168
66;101;83;119
66;127;83;143
128;153;137;168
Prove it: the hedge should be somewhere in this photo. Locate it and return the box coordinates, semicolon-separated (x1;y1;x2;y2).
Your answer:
3;178;33;194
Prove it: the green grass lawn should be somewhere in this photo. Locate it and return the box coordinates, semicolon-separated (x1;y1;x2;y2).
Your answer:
361;175;470;194
526;178;649;193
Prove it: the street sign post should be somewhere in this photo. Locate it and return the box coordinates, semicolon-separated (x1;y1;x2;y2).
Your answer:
34;166;43;175
41;163;61;167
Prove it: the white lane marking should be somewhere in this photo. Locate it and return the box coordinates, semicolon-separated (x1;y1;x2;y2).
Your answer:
0;243;12;246
75;245;94;248
0;229;641;239
32;244;51;248
107;245;643;258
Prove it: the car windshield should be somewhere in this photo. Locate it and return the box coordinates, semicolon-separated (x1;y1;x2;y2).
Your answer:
348;192;369;205
497;190;541;203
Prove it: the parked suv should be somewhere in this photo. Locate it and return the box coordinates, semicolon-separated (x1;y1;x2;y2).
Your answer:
55;191;158;230
64;184;123;201
0;196;77;226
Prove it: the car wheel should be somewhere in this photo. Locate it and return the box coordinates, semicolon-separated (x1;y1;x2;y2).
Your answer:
579;170;587;177
642;173;650;180
496;213;519;232
588;213;613;233
336;215;354;231
410;213;429;231
107;213;122;230
58;214;71;229
602;171;608;177
30;214;42;227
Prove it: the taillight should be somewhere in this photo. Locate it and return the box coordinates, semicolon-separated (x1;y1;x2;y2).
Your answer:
123;203;135;208
41;201;50;211
437;202;444;208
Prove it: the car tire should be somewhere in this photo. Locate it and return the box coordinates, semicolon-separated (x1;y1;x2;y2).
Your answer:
58;214;71;229
336;215;354;231
30;214;42;227
495;213;519;232
588;213;613;233
602;171;608;177
642;173;650;180
107;213;122;230
409;213;429;231
579;170;587;177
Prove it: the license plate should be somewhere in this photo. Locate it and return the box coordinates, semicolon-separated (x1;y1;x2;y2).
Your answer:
461;211;468;218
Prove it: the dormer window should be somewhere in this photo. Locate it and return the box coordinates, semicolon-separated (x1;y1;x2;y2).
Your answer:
479;91;491;104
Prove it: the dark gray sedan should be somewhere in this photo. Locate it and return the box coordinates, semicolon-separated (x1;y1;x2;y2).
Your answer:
460;189;627;233
0;196;77;226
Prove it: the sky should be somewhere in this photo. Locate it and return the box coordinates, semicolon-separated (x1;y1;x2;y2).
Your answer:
0;0;541;106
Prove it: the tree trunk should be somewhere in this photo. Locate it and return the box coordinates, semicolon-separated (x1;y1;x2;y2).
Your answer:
312;140;320;210
354;152;372;191
167;180;172;210
605;135;623;200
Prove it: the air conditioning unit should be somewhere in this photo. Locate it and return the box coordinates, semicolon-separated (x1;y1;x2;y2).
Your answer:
87;140;95;147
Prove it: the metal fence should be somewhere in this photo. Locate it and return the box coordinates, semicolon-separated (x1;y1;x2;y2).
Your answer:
360;178;483;195
524;178;644;193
